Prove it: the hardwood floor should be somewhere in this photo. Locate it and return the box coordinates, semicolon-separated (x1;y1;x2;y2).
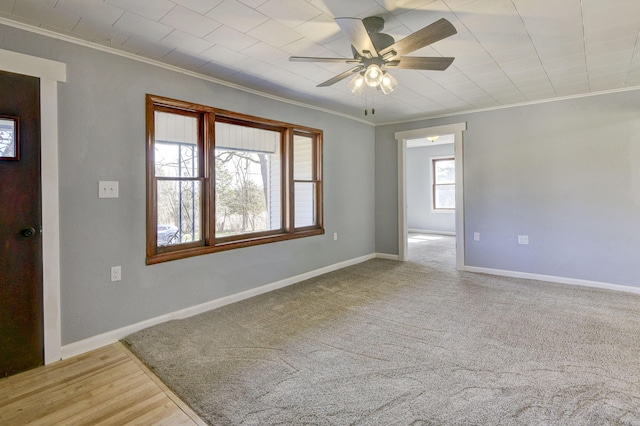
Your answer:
0;342;207;425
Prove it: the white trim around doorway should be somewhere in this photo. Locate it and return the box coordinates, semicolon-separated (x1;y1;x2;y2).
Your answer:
395;122;467;269
0;48;66;364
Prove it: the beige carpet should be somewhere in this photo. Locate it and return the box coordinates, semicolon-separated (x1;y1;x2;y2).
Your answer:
124;235;640;425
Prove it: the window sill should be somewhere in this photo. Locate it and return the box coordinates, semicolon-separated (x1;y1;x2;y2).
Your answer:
146;228;325;265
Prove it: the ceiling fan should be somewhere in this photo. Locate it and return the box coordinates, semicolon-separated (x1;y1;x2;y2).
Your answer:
289;16;457;94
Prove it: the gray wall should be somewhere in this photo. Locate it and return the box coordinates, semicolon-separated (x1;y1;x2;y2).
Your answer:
377;91;640;288
407;144;455;233
0;24;375;344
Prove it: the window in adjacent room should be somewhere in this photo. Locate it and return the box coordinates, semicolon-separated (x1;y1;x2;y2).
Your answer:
146;95;324;264
432;157;455;210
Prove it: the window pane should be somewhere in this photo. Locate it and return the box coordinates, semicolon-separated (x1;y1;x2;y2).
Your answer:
294;135;313;180
295;182;315;228
0;118;17;158
435;184;455;209
157;180;202;246
214;122;281;237
155;111;199;178
435;159;455;184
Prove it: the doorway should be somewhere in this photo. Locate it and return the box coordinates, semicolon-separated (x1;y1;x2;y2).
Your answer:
395;122;466;268
0;70;43;377
0;48;66;365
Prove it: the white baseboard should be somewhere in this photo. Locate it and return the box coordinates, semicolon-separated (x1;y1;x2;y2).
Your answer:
376;253;400;260
408;228;456;236
61;253;377;359
64;255;637;360
464;266;640;295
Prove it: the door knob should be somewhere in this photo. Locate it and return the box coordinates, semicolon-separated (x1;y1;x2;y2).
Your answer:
21;227;37;238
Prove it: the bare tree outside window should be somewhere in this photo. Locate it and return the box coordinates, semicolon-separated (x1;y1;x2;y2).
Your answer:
154;112;202;246
146;94;323;264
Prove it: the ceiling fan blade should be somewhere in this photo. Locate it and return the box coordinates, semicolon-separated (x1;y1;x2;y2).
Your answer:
379;18;456;59
335;17;378;57
317;66;363;87
289;56;360;63
386;56;455;71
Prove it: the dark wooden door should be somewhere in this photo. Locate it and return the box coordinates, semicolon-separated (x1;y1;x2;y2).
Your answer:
0;70;43;377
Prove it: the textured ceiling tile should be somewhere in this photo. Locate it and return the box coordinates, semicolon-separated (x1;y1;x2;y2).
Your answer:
512;76;552;90
537;41;585;62
309;0;380;18
586;51;633;69
162;49;209;68
549;74;589;87
171;0;223;15
201;44;248;65
72;18;131;45
242;41;290;61
395;7;455;33
585;35;638;57
541;54;586;72
56;0;124;26
13;0;79;30
443;0;482;10
162;29;214;54
198;60;243;78
546;65;588;79
238;0;269;8
113;12;174;42
205;25;258;50
588;63;629;78
5;0;640;122
492;93;527;104
281;38;339;57
206;0;269;33
105;0;175;21
293;13;342;44
257;0;322;28
247;19;303;48
498;56;543;74
160;5;221;38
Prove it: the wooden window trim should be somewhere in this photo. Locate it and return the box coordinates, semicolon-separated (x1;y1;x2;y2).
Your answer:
146;94;324;264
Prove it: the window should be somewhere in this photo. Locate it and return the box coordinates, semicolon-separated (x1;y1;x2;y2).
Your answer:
146;95;323;264
432;157;455;210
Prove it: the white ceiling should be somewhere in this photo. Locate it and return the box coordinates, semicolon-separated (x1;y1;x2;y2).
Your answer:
2;0;640;124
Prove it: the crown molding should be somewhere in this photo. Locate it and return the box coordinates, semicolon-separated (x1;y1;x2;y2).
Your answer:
0;16;375;127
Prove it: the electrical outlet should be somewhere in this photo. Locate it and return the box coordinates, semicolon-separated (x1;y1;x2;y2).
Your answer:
333;232;338;241
473;232;480;241
518;235;529;245
111;266;121;282
99;181;119;198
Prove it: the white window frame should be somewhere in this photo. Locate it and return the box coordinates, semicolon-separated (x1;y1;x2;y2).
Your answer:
430;155;455;213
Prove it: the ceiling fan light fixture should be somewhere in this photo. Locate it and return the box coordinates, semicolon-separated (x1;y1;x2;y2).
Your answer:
379;72;398;94
364;64;383;87
348;73;365;94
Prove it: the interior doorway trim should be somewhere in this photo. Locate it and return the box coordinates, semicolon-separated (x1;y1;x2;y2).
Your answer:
395;122;467;269
0;48;66;364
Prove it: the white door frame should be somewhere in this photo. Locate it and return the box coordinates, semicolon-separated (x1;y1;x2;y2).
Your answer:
396;122;467;269
0;48;66;364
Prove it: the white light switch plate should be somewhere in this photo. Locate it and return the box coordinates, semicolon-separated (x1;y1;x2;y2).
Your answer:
99;181;119;198
518;235;529;245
